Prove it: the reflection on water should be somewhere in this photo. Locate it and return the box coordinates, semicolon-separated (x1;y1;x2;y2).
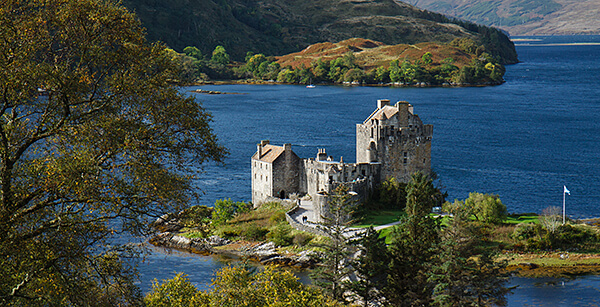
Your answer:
508;276;600;306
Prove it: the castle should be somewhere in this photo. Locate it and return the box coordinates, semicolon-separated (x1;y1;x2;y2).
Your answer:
251;99;433;214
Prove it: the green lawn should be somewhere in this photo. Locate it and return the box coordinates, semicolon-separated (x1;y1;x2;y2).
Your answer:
355;210;405;228
504;214;539;224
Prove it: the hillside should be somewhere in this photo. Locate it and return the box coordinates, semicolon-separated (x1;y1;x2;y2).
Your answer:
404;0;600;36
276;38;475;70
122;0;517;64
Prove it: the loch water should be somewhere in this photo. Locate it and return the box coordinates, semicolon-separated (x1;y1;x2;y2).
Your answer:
140;36;600;305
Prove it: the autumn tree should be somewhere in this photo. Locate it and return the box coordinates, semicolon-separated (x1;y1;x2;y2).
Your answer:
0;0;225;305
146;267;342;307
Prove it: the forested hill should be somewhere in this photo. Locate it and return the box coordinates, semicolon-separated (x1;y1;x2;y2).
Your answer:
122;0;518;64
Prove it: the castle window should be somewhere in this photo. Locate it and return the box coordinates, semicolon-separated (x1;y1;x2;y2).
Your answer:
404;152;408;157
403;158;408;164
266;176;268;181
261;175;263;180
423;158;426;163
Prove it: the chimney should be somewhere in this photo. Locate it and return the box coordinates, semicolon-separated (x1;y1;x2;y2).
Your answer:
284;143;291;151
316;148;327;161
257;140;269;158
377;99;390;109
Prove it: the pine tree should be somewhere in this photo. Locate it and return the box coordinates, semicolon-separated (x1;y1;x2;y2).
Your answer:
385;172;441;306
430;202;509;306
311;184;357;303
346;226;389;307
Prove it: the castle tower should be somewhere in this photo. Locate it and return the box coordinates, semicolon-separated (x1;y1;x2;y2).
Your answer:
356;100;433;182
251;140;300;205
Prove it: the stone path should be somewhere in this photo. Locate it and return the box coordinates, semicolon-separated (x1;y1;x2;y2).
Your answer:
289;199;403;238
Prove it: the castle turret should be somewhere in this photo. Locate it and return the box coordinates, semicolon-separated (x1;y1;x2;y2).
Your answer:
356;99;432;182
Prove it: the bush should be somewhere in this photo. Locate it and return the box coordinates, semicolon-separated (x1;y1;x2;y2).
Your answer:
269;211;286;225
527;224;598;250
512;223;540;240
292;233;313;246
267;223;293;246
241;224;269;241
181;205;213;228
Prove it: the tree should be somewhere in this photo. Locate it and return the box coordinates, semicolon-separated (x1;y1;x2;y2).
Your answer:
540;206;562;233
146;267;342;307
145;273;209;307
211;45;230;65
311;184;357;303
211;199;252;225
466;192;507;224
346;226;389;307
429;208;509;306
0;0;225;304
385;172;441;306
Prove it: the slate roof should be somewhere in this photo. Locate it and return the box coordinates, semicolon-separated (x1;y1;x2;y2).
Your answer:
364;105;399;122
252;144;285;163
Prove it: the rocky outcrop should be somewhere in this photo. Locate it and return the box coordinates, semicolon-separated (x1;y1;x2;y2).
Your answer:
150;232;213;255
150;233;316;268
240;242;317;268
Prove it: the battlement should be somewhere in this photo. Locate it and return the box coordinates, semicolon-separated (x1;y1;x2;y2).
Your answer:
251;99;432;205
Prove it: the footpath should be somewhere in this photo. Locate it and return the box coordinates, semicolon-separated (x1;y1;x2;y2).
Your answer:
287;199;402;238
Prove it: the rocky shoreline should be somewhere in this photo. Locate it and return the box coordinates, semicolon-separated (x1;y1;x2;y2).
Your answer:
149;232;316;268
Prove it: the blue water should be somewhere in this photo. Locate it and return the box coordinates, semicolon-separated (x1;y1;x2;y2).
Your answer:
138;35;600;305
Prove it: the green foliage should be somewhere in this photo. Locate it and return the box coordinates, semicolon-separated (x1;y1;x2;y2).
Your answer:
0;0;225;304
211;45;230;65
269;211;287;224
211;199;252;225
311;184;357;303
346;227;389;307
421;52;433;64
181;205;213;228
530;224;599;250
241;224;269;241
266;223;293;246
292;233;314;246
445;192;507;224
385;173;441;306
430;211;509;306
512;223;541;241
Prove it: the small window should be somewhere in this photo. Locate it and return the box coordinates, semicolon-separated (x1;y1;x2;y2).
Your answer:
403;158;408;164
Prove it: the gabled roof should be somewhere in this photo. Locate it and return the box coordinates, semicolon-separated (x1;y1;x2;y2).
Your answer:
364;105;399;123
252;144;285;163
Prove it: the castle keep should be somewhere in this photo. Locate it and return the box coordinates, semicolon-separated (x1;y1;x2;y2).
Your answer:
251;99;433;210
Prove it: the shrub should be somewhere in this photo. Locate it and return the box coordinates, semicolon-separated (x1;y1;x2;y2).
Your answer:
181;205;213;228
269;211;286;225
512;223;540;241
241;224;269;241
267;223;293;246
292;233;313;246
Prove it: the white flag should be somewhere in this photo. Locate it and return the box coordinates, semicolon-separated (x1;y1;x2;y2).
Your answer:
564;185;570;195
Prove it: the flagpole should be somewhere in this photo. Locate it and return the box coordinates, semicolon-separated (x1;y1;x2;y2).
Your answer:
563;188;566;225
